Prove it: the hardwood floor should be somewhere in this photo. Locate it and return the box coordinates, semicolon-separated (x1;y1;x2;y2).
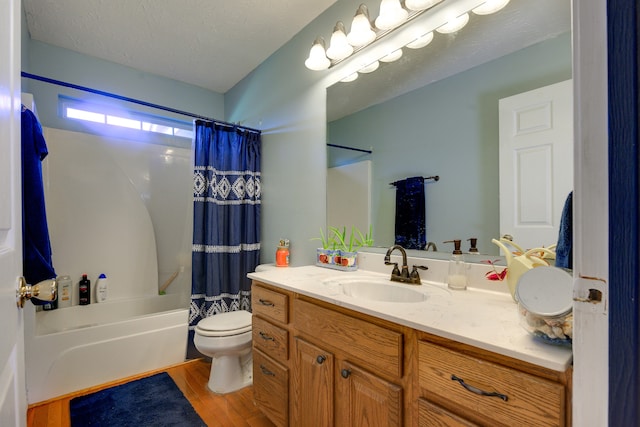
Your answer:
26;359;275;427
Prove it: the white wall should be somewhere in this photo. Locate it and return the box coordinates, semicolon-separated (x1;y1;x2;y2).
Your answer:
43;128;193;301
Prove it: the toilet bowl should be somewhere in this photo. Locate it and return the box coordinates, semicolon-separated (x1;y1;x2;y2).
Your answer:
194;310;253;394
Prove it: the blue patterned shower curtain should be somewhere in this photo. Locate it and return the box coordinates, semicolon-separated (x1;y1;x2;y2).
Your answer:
189;120;261;329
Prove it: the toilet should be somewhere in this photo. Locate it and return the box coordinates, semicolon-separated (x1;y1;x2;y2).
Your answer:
194;309;253;394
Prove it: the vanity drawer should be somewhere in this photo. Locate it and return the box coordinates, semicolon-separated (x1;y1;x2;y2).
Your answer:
252;283;289;324
418;398;478;427
419;340;565;426
253;315;289;361
253;349;289;427
294;298;403;378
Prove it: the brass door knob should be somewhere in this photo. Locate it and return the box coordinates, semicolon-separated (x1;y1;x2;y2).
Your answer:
16;277;57;308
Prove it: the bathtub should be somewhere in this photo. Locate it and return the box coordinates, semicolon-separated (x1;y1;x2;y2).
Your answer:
24;293;189;404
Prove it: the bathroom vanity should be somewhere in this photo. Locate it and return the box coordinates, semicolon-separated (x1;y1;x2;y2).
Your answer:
248;265;572;427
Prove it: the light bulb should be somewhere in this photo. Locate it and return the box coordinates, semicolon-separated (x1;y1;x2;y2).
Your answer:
304;37;330;71
326;21;354;61
436;13;469;34
380;49;403;63
375;0;408;30
472;0;510;15
404;0;442;11
340;73;359;83
359;61;380;73
347;4;377;47
406;31;434;49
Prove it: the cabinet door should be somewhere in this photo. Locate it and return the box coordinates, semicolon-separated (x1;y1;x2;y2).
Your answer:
337;361;403;427
293;338;334;427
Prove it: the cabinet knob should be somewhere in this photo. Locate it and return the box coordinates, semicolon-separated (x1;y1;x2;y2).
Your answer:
341;369;351;379
316;355;326;364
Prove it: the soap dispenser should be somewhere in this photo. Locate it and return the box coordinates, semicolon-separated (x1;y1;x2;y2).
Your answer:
443;239;468;290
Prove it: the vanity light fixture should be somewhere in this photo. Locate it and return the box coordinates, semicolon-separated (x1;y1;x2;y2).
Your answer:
405;31;434;49
472;0;510;15
304;37;330;70
375;0;409;30
379;48;403;62
405;0;443;11
347;4;377;47
359;60;380;73
304;0;513;78
341;72;359;82
326;21;354;60
435;12;470;33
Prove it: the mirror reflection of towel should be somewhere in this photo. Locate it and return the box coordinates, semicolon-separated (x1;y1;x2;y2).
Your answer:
555;191;573;269
394;176;426;250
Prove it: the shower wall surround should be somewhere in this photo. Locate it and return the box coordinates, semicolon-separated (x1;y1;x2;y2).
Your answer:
42;127;193;300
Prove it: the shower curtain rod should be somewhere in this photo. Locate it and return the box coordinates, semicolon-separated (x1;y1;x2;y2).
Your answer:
326;143;372;154
21;71;261;134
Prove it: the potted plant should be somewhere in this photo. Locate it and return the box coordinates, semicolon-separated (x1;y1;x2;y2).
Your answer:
329;226;360;270
313;225;374;271
312;228;337;266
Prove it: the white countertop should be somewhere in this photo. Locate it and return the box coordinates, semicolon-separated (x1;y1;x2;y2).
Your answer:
248;265;573;372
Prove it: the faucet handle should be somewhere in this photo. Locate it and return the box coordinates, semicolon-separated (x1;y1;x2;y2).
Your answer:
410;265;428;283
385;261;400;276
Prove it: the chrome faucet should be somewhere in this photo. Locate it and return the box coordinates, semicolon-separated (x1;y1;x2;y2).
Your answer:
425;242;438;252
384;245;428;285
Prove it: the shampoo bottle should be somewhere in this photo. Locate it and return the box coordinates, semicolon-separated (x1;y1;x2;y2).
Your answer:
79;274;91;305
57;275;72;308
96;273;108;302
444;239;468;290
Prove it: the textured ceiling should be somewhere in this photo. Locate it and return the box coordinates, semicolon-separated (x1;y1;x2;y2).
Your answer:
23;0;337;93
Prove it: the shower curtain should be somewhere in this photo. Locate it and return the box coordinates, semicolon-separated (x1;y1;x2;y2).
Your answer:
189;120;261;329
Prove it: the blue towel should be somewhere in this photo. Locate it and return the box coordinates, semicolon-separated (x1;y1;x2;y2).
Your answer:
21;106;56;285
555;191;573;269
394;176;426;250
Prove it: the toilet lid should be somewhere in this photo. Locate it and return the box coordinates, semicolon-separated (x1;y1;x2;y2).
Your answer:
196;310;252;337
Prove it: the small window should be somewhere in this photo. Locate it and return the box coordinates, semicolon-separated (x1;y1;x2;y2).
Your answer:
61;97;193;140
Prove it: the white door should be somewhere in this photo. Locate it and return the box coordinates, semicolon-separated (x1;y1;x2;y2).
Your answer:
0;0;27;426
498;79;573;251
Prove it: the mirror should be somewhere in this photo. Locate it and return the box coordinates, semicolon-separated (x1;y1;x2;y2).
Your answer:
326;0;572;258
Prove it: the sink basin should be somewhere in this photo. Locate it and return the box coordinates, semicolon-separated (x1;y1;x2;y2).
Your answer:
323;277;428;303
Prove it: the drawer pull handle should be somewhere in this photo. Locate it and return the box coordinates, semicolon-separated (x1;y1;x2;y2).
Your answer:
316;355;326;364
451;375;508;402
258;299;275;307
260;364;276;376
341;369;351;379
259;332;274;341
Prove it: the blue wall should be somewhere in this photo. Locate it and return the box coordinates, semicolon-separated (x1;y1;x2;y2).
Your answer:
22;40;224;137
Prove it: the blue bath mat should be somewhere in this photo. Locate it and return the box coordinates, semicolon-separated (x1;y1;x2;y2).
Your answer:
70;372;205;426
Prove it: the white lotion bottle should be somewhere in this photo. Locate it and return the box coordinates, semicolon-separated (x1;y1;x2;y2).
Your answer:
95;273;108;302
444;239;468;290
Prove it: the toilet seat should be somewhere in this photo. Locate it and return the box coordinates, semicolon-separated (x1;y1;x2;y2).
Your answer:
196;310;252;337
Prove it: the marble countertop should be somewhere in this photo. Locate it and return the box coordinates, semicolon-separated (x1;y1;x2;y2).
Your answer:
248;265;573;372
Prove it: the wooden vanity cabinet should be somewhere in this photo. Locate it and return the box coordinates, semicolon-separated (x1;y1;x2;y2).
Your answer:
250;280;572;427
251;283;291;427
